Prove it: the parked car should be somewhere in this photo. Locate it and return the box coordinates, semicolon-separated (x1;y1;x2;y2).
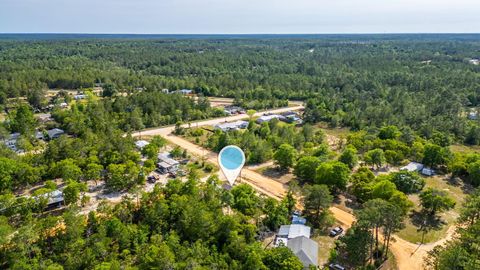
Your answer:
147;175;157;184
329;226;344;237
328;263;346;270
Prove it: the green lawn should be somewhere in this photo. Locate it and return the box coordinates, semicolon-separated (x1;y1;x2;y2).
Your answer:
312;235;336;266
396;175;469;244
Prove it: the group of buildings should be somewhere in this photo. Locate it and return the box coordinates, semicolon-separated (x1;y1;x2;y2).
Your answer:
274;214;319;269
214;110;303;132
257;111;303;125
400;161;434;176
4;128;65;153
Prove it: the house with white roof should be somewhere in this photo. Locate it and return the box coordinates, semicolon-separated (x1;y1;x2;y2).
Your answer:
214;120;249;132
275;224;311;246
400;162;424;172
256;114;286;124
135;140;149;150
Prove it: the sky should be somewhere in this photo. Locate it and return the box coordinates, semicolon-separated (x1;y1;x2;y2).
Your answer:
1;0;479;34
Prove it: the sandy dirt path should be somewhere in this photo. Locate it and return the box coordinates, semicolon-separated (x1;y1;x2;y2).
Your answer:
132;104;455;270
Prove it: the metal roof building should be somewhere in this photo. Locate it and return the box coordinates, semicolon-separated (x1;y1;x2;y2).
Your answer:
277;224;311;239
287;236;319;268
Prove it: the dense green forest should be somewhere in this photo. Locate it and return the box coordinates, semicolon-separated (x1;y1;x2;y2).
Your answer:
1;35;480;269
1;35;479;142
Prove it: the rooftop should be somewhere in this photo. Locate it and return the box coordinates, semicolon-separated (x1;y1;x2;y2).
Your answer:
278;224;311;239
287;236;319;268
400;162;424;172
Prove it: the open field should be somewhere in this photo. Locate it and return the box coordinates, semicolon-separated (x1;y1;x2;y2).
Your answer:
396;175;469;243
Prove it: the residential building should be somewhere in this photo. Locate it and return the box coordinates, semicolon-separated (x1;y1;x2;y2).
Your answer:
35;190;64;210
4;133;20;152
172;89;193;95
74;94;87;100
157;153;180;174
421;167;435;176
135;140;149;150
287;236;319;269
469;59;480;65
400;162;424;172
275;224;311;246
256;114;286;124
223;105;245;115
47;128;65;140
214;120;249;132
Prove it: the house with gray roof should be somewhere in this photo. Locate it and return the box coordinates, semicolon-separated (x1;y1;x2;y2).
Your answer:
275;224;311;246
47;128;65;140
157;152;180;174
287;236;319;269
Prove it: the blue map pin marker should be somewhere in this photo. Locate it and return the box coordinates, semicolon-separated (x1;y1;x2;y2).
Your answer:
218;145;245;185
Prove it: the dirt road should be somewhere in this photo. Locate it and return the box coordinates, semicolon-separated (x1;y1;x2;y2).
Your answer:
132;104;454;270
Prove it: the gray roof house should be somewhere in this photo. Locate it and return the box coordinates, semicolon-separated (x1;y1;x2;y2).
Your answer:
47;128;65;140
157;153;180;174
34;189;64;210
275;224;311;246
287;236;319;269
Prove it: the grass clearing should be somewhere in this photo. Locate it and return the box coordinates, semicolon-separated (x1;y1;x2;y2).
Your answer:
450;144;480;154
312;234;336;266
396;175;469;243
255;166;294;185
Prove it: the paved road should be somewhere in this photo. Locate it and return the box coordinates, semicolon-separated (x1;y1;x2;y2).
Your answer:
132;104;453;270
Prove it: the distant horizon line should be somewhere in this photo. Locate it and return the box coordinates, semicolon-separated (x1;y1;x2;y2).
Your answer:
1;32;480;35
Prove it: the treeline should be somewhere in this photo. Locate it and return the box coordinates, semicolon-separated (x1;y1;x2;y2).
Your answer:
1;37;479;143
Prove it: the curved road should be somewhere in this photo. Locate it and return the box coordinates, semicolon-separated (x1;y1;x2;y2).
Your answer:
132;104;453;270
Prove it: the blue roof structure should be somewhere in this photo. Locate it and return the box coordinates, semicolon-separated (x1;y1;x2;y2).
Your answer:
292;215;307;225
